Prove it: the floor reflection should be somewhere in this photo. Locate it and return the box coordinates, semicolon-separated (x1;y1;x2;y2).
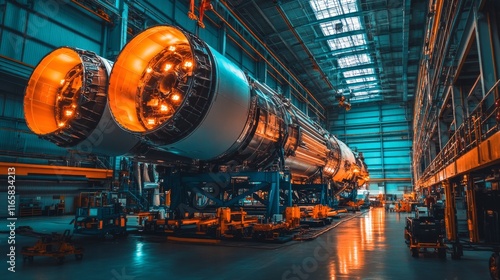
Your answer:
328;208;387;277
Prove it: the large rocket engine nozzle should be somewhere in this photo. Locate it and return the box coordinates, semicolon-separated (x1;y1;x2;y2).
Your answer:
108;25;251;160
108;26;216;144
24;47;110;147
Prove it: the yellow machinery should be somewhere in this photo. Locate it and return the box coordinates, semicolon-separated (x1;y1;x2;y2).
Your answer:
395;200;412;213
285;206;301;228
311;205;330;219
403;192;418;201
73;192;127;238
345;200;365;212
137;206;306;242
215;207;258;239
21;230;83;264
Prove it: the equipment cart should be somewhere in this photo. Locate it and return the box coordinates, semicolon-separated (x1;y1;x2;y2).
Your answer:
405;216;447;258
21;230;83;264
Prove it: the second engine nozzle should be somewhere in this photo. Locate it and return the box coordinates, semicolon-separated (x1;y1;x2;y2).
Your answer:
24;47;140;155
108;25;251;160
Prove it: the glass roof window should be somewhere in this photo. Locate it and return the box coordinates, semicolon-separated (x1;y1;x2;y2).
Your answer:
337;53;371;68
320;17;362;36
327;34;366;51
352;89;382;97
348;83;378;91
345;76;376;84
351;94;373;101
310;0;383;102
343;68;375;78
309;0;358;20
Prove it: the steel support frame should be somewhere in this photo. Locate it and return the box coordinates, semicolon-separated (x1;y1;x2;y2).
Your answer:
164;170;292;220
291;183;333;208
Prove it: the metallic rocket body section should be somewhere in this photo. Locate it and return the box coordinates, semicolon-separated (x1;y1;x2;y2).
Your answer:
331;138;357;182
24;47;140;155
162;46;251;160
108;26;251;160
107;25;368;185
79;102;140;155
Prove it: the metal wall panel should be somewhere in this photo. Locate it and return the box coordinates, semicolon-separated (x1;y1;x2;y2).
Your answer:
2;2;28;31
225;39;241;64
1;94;23;118
0;126;69;161
0;91;69;161
241;50;256;75
329;102;413;196
34;1;102;34
266;74;279;90
199;25;220;50
0;30;24;61
20;39;54;66
0;1;103;67
343;126;380;135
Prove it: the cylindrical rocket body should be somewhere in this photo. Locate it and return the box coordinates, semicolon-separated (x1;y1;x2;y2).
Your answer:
160;46;252;160
107;25;368;184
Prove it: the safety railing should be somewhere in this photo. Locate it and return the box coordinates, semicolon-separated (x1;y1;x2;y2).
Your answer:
420;80;500;181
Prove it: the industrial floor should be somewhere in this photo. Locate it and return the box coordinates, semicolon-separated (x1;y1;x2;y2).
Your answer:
1;207;493;280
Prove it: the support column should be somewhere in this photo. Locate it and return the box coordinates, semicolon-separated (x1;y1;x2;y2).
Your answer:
429;138;437;161
438;120;449;151
465;175;479;242
452;85;465;128
266;171;280;219
474;3;497;139
284;170;292;208
219;22;227;56
475;3;499;95
444;179;457;241
257;58;267;84
107;0;128;59
283;83;291;99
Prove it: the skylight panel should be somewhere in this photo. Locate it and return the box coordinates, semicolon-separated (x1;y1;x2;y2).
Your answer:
309;0;359;20
343;68;375;78
327;34;366;51
319;17;362;36
345;77;376;84
351;89;382;101
338;53;371;68
348;84;374;91
348;84;379;93
352;91;370;97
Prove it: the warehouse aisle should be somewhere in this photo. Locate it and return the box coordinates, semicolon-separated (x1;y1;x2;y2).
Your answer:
2;208;492;280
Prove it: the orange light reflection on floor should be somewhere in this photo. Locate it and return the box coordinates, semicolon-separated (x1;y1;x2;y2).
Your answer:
329;208;387;278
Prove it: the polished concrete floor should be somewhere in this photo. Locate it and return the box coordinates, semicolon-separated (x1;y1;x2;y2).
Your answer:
1;207;493;280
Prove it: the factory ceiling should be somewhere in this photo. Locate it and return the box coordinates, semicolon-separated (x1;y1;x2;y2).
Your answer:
225;0;429;109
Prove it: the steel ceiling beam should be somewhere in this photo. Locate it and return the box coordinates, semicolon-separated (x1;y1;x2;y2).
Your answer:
275;2;336;91
315;29;367;42
402;0;411;102
292;11;363;30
